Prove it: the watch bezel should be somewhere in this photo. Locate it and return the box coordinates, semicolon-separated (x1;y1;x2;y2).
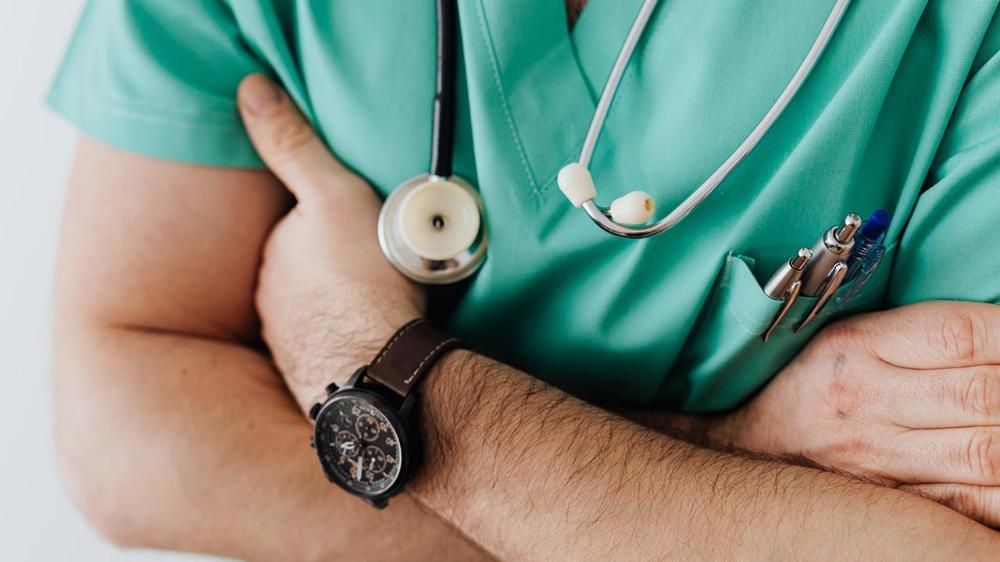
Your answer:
312;386;417;506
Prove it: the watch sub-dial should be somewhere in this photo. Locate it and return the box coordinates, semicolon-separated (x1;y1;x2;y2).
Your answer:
355;414;381;441
361;446;388;476
333;430;360;458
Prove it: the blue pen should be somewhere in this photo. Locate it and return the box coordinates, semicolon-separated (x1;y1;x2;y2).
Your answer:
837;209;890;308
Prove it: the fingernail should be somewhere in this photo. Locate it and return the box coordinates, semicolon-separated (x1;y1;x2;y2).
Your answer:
241;75;283;115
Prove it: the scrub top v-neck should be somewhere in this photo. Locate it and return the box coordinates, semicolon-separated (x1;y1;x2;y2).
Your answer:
49;1;1000;412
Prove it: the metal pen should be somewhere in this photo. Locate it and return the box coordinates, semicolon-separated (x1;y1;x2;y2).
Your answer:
799;213;861;296
795;213;861;331
762;247;813;342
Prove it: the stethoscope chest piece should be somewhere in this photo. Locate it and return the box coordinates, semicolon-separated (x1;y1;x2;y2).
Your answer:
378;174;487;284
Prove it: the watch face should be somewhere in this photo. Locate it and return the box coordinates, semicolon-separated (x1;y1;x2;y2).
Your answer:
314;391;405;497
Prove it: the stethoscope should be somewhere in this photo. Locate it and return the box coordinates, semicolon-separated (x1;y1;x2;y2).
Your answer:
378;0;486;284
378;0;853;284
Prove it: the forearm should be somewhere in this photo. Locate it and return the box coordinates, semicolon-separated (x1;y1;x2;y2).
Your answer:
409;350;1000;561
53;322;488;561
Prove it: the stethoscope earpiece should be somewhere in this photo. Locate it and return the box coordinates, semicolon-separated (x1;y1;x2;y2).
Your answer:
378;174;487;284
557;163;655;226
608;191;655;226
558;0;851;239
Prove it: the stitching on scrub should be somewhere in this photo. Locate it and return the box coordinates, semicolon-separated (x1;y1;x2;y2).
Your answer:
539;143;589;192
474;0;541;198
72;97;243;132
538;43;642;193
76;87;243;124
716;259;769;336
726;297;769;336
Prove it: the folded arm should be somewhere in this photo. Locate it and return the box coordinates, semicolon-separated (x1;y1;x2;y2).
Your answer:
408;348;1000;560
52;138;490;560
236;75;1000;561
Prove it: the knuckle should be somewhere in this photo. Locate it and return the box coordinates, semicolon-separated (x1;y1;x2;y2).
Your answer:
824;371;866;419
957;367;1000;418
964;429;1000;481
267;117;317;161
943;487;984;521
823;433;871;469
934;310;979;363
808;431;887;480
814;319;858;351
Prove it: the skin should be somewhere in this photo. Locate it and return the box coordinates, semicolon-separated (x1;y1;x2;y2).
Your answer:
233;75;1000;559
52;138;491;560
629;302;1000;527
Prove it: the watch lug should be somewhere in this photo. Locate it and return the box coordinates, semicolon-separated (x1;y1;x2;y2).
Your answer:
325;381;339;396
345;366;366;388
399;393;417;419
308;402;323;421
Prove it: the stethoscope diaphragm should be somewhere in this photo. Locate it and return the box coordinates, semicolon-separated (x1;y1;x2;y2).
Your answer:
378;174;487;284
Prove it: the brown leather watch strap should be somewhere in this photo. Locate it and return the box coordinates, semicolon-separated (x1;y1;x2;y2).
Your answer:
365;319;460;398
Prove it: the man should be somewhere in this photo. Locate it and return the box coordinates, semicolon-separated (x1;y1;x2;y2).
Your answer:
51;1;1000;559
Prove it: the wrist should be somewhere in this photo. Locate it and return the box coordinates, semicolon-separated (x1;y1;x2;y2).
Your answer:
279;299;422;407
407;349;486;507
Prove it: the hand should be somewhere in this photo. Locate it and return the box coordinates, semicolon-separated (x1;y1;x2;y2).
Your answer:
715;301;1000;526
237;74;424;409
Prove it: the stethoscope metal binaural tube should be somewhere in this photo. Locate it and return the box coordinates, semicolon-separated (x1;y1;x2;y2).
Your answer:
568;0;853;239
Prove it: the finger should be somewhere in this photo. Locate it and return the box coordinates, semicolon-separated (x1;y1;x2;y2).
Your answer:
837;301;1000;369
902;483;1000;529
872;365;1000;428
237;73;364;202
883;426;1000;486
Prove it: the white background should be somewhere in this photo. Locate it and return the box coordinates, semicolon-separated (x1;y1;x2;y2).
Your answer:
0;2;221;561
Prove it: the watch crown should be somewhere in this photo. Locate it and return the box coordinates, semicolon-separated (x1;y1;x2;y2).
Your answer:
309;435;315;449
308;402;322;421
325;382;340;396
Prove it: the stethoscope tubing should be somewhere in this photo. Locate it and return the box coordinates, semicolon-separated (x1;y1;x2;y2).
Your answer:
578;0;853;238
430;0;458;179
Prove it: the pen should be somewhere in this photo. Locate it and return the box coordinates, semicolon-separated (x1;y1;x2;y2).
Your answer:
844;209;889;283
762;247;813;342
794;213;860;332
799;213;861;296
837;209;891;308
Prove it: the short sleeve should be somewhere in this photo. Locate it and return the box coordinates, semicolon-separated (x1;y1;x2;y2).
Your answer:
889;10;1000;305
47;0;267;167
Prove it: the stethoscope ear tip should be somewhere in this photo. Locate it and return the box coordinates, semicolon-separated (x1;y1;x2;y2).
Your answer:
558;162;656;227
557;163;597;207
609;190;655;225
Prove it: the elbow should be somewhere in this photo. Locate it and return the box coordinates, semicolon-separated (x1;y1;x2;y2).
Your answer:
51;326;150;549
55;455;140;548
53;398;147;549
54;425;144;548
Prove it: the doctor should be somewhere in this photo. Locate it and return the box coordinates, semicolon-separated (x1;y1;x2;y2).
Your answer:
49;1;1000;559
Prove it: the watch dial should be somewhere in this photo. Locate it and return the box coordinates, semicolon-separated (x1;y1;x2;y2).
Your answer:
315;394;403;496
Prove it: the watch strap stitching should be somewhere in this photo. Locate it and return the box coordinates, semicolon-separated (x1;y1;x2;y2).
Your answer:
371;318;426;367
403;337;460;385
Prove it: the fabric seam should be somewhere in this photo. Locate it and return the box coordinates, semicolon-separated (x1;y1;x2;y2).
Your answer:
474;0;541;199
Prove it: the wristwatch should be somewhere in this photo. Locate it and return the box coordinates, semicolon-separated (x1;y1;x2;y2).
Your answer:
308;318;460;508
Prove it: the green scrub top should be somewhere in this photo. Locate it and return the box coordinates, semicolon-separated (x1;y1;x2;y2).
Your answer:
49;0;1000;412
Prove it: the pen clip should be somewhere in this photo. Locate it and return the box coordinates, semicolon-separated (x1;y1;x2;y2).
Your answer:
762;280;802;342
795;261;848;333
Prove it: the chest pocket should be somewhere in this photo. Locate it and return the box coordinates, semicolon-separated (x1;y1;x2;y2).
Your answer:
669;245;896;412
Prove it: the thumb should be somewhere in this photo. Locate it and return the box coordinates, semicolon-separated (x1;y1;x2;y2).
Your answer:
237;73;360;201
